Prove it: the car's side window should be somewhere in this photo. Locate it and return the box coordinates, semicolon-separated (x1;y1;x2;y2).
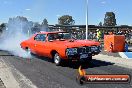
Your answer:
39;34;46;41
34;34;41;41
48;34;60;41
48;34;54;40
34;34;46;41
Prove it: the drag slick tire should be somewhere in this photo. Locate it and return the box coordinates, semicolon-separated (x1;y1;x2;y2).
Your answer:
26;48;34;55
54;53;62;66
27;48;31;54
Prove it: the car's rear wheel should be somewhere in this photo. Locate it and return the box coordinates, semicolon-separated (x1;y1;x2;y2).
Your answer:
27;48;31;54
26;48;34;55
54;53;62;66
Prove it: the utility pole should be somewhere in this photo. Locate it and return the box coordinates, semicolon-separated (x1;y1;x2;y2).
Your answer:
86;0;88;40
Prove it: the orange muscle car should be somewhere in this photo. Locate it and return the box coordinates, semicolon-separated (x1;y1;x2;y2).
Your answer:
20;31;101;65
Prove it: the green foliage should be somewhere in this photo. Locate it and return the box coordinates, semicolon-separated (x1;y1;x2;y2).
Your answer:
58;15;75;25
0;23;6;32
104;12;116;26
41;18;49;31
98;22;103;26
42;18;48;26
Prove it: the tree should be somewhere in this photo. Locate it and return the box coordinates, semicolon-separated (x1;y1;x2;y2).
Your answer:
0;23;6;27
31;22;41;33
42;18;48;26
104;12;116;26
58;15;75;25
7;16;30;35
0;23;6;32
98;22;103;26
41;18;49;31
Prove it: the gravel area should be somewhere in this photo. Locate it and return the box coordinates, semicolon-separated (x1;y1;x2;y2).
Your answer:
0;78;5;88
0;56;37;88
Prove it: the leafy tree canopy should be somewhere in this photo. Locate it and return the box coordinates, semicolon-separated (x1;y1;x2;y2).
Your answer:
58;15;75;25
42;18;48;26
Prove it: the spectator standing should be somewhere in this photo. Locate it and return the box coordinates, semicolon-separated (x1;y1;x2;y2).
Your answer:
96;29;102;41
125;41;128;52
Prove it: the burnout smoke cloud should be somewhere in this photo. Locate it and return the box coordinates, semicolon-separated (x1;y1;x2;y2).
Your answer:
0;16;32;58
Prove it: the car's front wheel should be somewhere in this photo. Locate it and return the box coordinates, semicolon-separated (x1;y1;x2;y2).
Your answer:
54;53;62;66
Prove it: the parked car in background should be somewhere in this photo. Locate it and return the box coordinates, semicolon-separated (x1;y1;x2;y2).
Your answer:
20;31;101;66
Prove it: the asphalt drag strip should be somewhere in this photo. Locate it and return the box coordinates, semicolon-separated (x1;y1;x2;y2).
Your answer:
0;50;132;88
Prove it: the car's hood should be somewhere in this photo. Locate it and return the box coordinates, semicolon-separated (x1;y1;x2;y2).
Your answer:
52;39;100;48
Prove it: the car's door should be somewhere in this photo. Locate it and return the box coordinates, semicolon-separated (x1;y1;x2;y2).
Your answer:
33;34;47;56
34;34;53;57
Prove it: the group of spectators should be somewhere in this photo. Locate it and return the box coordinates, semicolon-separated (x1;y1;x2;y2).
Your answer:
70;29;132;52
72;29;132;42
